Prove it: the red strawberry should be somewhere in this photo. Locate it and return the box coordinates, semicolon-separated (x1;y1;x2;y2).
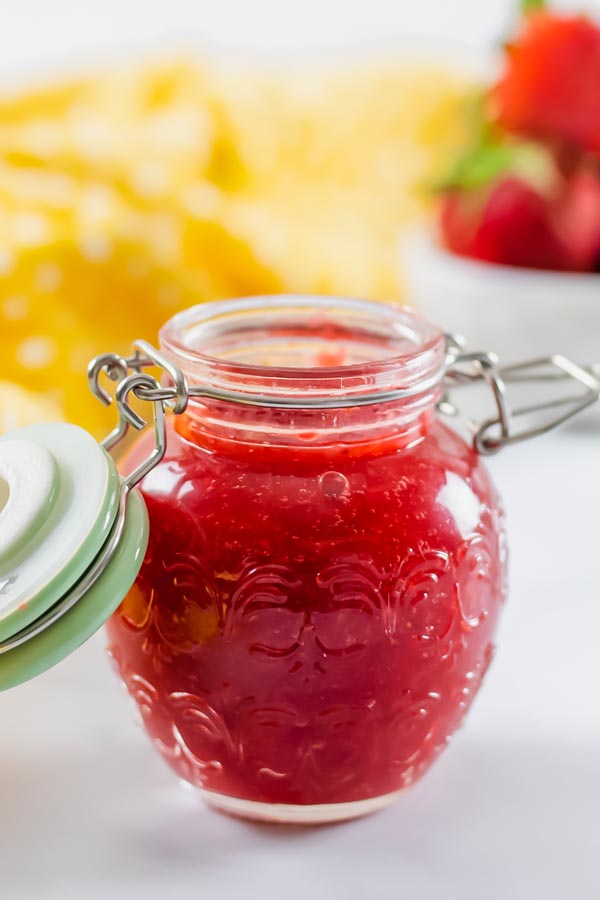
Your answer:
440;176;568;269
553;169;600;270
494;12;600;156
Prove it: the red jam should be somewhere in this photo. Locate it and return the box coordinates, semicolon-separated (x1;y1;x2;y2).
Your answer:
107;297;506;815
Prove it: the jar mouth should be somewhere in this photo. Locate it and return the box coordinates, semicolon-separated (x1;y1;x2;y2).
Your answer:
160;295;446;403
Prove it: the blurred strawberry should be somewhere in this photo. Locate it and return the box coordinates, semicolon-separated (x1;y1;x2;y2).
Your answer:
440;167;600;271
553;169;600;270
440;176;566;268
494;9;600;156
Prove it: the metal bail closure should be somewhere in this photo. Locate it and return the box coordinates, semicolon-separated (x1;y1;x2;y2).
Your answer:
441;341;600;454
0;422;148;691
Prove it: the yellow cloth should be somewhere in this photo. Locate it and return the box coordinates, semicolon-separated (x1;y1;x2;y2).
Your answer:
0;380;62;432
0;57;468;435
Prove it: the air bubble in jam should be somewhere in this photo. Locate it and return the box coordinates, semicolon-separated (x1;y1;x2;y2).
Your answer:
319;471;349;497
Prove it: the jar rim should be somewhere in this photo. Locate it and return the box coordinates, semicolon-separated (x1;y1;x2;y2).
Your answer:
160;294;446;404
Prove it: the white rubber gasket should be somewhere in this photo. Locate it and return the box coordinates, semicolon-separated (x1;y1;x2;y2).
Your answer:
0;439;58;563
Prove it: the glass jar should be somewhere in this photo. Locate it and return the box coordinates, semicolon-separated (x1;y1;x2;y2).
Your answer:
107;295;507;824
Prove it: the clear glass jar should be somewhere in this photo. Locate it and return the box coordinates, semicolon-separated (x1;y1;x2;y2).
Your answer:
107;295;506;824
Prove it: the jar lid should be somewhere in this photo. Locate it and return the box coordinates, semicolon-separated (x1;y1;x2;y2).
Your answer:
0;422;148;690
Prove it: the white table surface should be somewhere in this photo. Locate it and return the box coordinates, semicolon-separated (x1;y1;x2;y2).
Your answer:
2;426;599;900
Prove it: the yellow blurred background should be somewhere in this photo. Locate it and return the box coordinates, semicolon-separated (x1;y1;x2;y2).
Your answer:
0;56;469;436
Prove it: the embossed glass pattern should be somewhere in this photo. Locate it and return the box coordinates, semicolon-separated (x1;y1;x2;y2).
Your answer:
107;296;507;823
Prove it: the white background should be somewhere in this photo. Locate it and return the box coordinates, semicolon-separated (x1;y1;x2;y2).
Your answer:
1;3;600;898
0;0;598;76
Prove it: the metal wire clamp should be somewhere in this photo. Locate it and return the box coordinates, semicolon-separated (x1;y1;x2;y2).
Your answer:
442;349;599;454
87;336;600;464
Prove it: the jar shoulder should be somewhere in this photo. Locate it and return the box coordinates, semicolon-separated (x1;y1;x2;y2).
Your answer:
123;418;502;549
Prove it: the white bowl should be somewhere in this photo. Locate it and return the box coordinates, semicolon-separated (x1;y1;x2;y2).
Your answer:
402;230;600;367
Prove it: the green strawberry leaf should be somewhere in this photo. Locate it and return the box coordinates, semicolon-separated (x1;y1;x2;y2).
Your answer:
433;137;556;194
521;0;546;13
431;90;557;194
434;142;513;191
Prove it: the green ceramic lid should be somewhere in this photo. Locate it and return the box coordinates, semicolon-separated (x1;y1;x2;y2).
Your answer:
0;490;148;691
0;423;149;690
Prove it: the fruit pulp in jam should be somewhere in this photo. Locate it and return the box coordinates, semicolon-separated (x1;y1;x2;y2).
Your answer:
107;409;505;808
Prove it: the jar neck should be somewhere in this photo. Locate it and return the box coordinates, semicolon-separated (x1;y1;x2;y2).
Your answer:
160;296;446;456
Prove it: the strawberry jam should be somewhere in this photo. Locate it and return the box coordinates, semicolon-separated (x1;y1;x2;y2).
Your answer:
107;296;506;822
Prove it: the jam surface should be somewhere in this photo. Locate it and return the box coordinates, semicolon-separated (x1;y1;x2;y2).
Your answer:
108;415;506;806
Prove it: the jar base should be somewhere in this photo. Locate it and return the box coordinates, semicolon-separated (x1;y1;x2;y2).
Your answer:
201;787;406;824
